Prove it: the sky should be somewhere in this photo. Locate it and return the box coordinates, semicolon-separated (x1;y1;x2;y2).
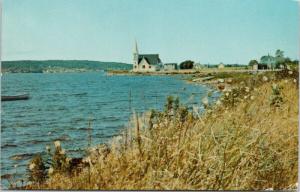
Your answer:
1;0;299;64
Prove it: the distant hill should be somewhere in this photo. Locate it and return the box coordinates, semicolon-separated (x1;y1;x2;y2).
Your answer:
1;60;133;73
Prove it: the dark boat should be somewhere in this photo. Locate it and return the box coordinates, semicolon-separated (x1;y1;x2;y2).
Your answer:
1;94;30;101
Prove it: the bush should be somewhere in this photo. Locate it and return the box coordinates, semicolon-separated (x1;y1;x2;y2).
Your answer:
28;154;47;184
179;60;194;69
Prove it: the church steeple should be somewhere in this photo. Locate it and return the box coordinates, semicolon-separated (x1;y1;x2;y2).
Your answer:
133;39;139;54
133;40;139;69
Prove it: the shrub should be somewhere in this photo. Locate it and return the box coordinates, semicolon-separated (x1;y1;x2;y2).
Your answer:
28;154;47;184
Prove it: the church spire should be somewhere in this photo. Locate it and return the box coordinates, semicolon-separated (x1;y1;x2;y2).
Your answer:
133;39;139;54
133;40;139;67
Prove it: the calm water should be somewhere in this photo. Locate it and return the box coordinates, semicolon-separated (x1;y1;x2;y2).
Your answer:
1;72;219;187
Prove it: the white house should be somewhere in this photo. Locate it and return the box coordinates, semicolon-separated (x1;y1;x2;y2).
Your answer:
164;63;177;71
260;54;276;69
218;63;225;69
132;41;162;72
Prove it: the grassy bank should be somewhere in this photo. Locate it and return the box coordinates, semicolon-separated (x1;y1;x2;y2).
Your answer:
22;70;298;190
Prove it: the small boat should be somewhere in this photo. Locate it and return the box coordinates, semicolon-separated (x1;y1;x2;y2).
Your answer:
1;94;30;101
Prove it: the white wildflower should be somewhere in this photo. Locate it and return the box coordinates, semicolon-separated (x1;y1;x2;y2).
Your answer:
263;76;268;82
201;97;209;105
218;78;224;83
293;79;297;83
29;163;36;170
216;100;222;106
14;164;18;168
54;140;61;148
244;95;248;99
250;96;255;100
288;70;293;75
284;79;288;83
272;83;278;89
66;157;71;163
59;149;65;155
245;87;250;92
83;157;91;163
48;167;54;175
225;92;230;97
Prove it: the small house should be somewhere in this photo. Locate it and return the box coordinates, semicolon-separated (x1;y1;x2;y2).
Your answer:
253;64;258;70
218;63;225;69
260;54;276;69
164;63;177;71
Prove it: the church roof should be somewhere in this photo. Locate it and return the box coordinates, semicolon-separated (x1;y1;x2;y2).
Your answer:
138;54;161;65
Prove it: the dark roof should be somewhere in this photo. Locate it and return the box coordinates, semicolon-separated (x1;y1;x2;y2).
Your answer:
164;63;177;65
138;54;161;65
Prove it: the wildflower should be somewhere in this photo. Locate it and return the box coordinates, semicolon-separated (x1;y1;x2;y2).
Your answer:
272;83;278;89
201;97;209;105
216;100;222;106
284;79;288;83
250;96;255;100
218;78;224;83
244;95;248;99
293;79;297;83
263;76;268;82
54;141;61;148
59;149;65;155
225;92;229;97
66;157;71;163
83;157;91;163
29;163;36;170
288;70;293;75
48;167;54;175
223;87;232;92
14;164;18;168
245;87;250;92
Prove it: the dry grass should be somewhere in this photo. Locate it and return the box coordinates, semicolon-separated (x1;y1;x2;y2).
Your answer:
26;72;298;190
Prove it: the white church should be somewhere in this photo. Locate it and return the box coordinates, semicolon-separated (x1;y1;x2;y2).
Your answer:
132;41;163;72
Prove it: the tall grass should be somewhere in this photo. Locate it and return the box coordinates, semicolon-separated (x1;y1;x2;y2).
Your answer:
24;70;298;190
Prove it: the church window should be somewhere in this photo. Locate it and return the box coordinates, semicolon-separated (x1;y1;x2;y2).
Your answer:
142;65;145;68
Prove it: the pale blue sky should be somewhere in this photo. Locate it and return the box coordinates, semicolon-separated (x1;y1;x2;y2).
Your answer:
2;0;299;64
